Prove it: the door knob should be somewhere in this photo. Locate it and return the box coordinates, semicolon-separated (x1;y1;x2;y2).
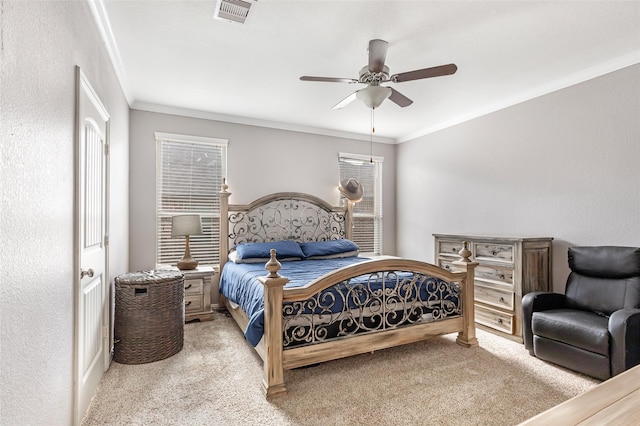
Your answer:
80;268;95;279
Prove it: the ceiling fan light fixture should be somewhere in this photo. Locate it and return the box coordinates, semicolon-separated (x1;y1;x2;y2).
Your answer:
356;86;392;109
300;39;455;109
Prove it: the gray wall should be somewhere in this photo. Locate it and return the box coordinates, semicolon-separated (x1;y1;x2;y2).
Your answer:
1;1;637;423
0;1;129;424
129;110;397;271
396;64;640;292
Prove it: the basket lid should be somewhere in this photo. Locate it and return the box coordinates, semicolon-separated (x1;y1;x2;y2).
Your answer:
115;270;183;285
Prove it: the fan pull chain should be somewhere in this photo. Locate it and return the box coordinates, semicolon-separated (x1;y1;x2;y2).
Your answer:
370;108;375;163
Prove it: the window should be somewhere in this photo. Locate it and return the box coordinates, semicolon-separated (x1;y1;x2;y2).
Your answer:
156;133;227;267
339;152;383;254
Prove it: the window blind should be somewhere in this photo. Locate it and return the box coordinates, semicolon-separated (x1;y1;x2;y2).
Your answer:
156;133;227;267
339;153;383;254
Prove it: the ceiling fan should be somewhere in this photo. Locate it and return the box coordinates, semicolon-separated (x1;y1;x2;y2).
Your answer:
300;39;457;110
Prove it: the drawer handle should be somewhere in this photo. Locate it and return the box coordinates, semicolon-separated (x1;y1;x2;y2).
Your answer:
185;301;192;307
185;284;192;290
491;250;498;256
497;318;503;324
498;274;505;280
499;297;505;302
445;265;450;270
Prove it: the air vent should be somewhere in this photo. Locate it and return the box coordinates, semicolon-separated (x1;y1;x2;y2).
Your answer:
214;0;254;24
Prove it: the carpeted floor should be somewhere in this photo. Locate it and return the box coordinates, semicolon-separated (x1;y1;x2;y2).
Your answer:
81;311;598;426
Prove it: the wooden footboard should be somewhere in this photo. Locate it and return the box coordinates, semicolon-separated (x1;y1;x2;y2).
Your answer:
257;247;478;398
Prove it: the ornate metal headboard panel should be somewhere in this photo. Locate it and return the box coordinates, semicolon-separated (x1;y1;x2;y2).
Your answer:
223;191;350;253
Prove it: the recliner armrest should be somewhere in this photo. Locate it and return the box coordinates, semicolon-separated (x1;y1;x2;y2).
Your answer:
609;308;640;377
522;292;568;351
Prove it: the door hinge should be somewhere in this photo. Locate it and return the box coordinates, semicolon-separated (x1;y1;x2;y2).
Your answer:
104;234;109;246
103;325;109;339
104;144;110;156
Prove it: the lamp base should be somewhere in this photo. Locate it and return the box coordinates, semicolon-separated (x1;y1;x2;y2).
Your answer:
177;235;198;270
177;258;198;270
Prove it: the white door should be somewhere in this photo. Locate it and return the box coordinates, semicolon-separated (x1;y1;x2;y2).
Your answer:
74;67;110;425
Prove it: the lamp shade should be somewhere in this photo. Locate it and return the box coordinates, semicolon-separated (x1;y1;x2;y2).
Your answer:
356;86;392;109
171;214;202;237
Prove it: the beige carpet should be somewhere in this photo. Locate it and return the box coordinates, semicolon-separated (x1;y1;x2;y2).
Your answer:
82;311;598;426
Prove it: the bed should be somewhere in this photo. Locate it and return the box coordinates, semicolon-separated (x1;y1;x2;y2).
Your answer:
216;182;479;398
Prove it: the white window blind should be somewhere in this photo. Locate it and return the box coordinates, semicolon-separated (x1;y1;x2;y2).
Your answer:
156;133;227;267
339;153;383;254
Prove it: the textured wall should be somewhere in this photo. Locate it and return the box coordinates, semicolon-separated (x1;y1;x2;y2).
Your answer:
0;1;129;424
128;110;397;270
396;64;640;292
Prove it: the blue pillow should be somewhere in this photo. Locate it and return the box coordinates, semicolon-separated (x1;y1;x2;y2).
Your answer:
235;240;305;260
299;239;360;258
228;251;301;264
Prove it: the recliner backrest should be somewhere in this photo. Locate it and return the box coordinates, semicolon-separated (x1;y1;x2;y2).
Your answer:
565;246;640;315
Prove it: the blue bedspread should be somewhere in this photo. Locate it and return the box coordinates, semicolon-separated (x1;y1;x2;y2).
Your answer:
219;257;369;346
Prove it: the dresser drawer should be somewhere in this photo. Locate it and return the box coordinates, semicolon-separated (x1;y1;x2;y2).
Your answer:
474;243;514;263
438;240;465;258
185;294;204;313
475;283;514;311
475;304;515;334
437;258;455;272
184;278;204;296
475;264;514;286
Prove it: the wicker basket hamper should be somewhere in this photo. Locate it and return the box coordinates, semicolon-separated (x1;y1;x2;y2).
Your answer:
114;270;185;364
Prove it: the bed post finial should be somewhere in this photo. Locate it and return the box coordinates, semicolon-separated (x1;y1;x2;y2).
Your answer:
458;241;472;262
265;249;282;278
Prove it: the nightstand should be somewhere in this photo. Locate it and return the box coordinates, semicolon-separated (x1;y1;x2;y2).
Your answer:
166;265;216;322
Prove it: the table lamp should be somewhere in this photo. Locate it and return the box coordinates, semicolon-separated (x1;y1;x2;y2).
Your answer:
171;214;202;270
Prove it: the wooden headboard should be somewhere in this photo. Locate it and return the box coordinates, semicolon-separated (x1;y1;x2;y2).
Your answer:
218;182;353;265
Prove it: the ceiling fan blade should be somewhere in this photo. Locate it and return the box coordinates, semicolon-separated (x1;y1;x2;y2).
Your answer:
391;63;458;83
388;88;413;107
368;39;388;73
332;92;358;110
300;76;358;83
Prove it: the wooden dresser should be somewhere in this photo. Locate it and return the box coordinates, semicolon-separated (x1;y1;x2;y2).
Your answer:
433;234;553;342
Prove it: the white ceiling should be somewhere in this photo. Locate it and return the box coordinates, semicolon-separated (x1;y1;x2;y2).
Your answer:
94;0;640;143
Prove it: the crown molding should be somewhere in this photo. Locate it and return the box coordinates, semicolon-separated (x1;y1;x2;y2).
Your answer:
132;101;397;144
86;0;132;105
398;50;640;143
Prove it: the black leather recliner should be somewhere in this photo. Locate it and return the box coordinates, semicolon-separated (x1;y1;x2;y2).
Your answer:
522;246;640;380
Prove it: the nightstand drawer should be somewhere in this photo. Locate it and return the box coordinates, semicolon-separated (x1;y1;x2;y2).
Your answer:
475;264;514;286
475;304;514;334
474;243;514;263
184;278;203;295
157;266;215;322
475;283;514;311
438;240;465;258
185;294;203;313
